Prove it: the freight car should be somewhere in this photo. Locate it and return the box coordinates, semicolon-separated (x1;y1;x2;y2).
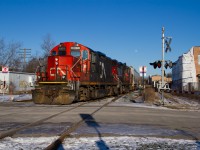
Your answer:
32;42;133;104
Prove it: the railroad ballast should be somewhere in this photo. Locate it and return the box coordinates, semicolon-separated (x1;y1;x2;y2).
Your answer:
32;42;136;104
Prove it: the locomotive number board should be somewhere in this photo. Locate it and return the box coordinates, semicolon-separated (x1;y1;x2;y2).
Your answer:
71;46;80;50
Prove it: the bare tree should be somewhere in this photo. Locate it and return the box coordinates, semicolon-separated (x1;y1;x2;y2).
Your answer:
41;34;56;58
24;57;40;73
0;38;22;70
166;72;172;78
0;38;6;66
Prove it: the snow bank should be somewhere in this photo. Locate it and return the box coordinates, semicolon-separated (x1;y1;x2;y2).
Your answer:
0;136;199;150
0;94;32;102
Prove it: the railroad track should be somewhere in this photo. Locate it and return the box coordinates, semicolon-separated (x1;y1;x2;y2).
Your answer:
0;101;88;139
0;95;122;140
44;95;122;150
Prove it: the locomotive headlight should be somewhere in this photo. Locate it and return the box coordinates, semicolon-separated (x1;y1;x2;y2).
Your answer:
38;76;41;79
62;75;66;80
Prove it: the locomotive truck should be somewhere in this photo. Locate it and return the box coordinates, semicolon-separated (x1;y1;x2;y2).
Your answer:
32;42;134;104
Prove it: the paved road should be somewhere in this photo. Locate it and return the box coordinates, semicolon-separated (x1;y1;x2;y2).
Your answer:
0;100;200;140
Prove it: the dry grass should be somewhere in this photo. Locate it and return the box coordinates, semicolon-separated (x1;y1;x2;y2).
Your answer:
143;87;160;104
172;92;200;102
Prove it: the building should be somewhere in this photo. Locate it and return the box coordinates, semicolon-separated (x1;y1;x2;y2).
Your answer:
0;71;36;94
172;46;200;92
194;47;200;81
151;75;172;83
150;75;172;88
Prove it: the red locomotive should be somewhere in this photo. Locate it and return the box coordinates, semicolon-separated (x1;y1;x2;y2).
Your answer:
32;42;134;104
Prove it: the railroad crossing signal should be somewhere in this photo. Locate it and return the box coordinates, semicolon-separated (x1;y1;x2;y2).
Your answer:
165;37;172;52
164;62;168;69
149;61;157;69
164;60;175;69
149;27;173;105
157;60;161;68
149;61;161;69
150;60;174;69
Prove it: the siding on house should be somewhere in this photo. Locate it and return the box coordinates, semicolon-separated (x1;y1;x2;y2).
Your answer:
0;71;36;94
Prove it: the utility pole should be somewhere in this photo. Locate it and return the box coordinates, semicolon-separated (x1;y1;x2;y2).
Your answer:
18;48;31;70
161;27;165;105
139;66;147;89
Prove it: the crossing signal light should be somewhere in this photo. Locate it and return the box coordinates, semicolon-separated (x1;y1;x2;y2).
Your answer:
168;61;173;68
157;60;161;68
149;61;158;69
150;60;175;69
164;62;169;69
149;61;161;69
164;61;174;69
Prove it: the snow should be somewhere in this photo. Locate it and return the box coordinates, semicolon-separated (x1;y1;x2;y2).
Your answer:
73;123;183;137
0;136;199;150
0;94;32;102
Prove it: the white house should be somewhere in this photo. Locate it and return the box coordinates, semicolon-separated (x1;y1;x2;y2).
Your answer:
172;46;200;92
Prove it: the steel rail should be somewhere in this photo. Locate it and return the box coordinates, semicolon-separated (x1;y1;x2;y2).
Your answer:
44;95;123;150
0;102;88;139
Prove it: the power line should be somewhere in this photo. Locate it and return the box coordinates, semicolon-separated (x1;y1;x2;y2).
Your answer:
17;48;31;69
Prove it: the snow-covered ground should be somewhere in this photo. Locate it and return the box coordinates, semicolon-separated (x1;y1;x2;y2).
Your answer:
0;94;32;102
112;92;200;111
0;136;199;150
161;93;200;111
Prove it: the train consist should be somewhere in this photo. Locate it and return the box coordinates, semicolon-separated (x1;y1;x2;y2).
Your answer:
32;42;136;104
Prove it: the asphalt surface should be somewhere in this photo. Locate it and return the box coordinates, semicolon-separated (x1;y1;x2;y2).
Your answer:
0;96;200;140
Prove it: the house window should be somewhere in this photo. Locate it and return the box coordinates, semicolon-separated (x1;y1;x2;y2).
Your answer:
198;55;200;65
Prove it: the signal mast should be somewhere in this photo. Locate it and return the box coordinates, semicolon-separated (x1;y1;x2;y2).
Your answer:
149;27;172;105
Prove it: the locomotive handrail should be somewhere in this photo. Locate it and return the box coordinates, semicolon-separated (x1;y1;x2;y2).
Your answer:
70;57;81;78
113;74;122;83
38;81;68;84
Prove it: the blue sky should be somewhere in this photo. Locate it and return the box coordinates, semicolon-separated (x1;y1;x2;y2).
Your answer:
0;0;200;76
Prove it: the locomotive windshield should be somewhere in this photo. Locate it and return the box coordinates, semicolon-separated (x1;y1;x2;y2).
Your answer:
58;46;66;56
52;51;56;56
82;50;88;60
71;46;80;57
